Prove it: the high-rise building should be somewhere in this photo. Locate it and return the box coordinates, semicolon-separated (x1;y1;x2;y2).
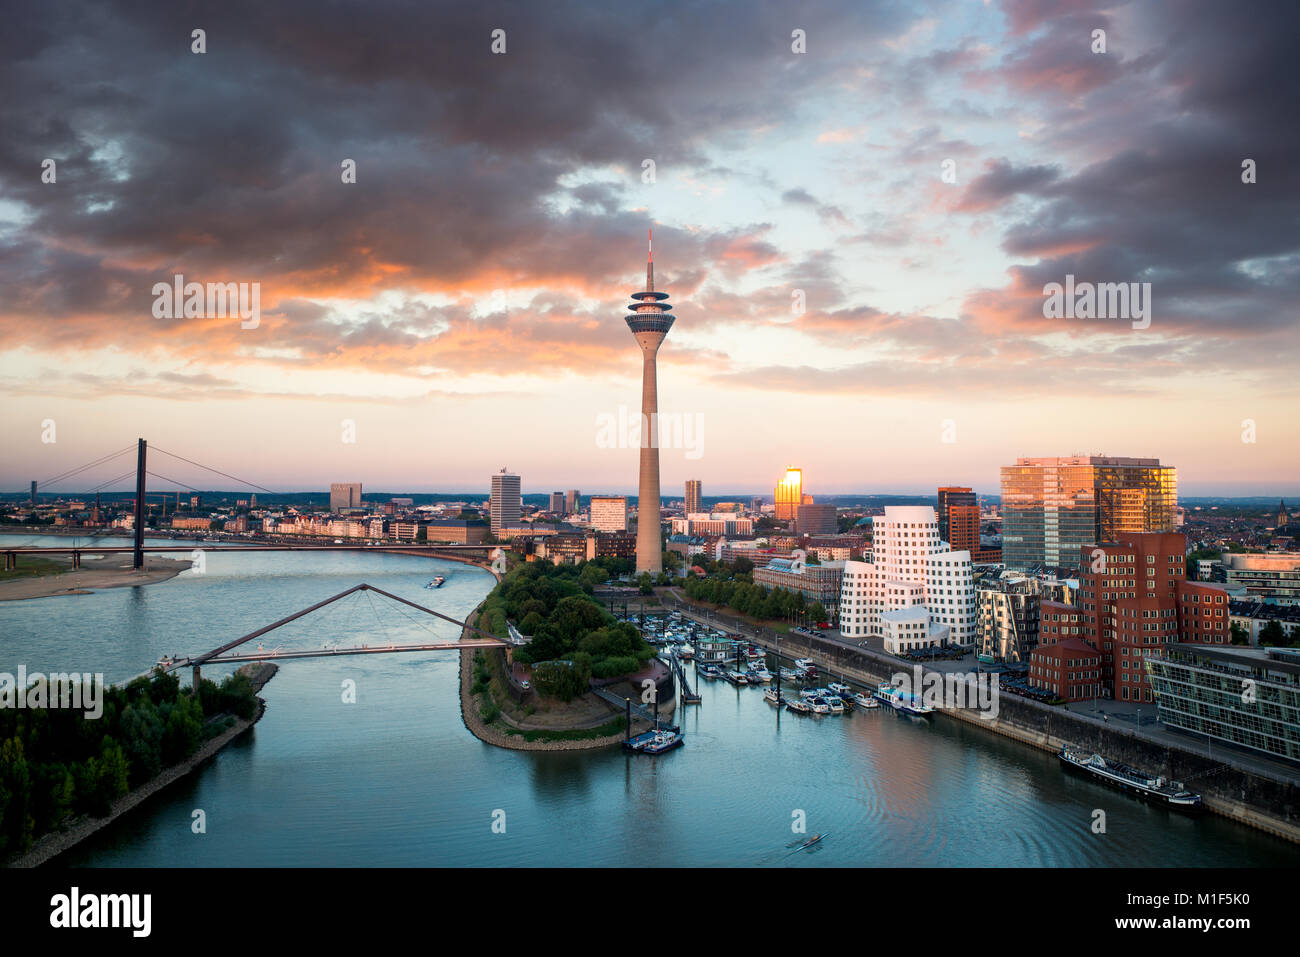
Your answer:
838;506;977;652
774;467;804;521
625;231;674;573
549;492;564;514
489;468;521;533
685;479;702;516
749;496;764;513
795;503;837;536
330;482;362;512
1000;456;1177;571
589;495;629;532
937;486;977;543
565;489;580;516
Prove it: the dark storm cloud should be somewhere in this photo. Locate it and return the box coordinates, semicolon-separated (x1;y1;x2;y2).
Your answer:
960;0;1300;347
0;0;915;337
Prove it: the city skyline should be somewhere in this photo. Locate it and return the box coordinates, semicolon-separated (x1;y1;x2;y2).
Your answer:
1;1;1296;497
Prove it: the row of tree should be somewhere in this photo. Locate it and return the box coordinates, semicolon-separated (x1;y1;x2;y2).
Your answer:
0;669;258;857
681;570;827;624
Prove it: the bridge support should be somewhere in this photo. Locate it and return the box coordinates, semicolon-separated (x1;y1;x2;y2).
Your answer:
625;697;631;741
4;552;12;572
192;665;202;692
133;437;147;570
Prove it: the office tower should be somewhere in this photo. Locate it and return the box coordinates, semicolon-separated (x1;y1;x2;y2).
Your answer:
685;479;702;516
947;505;980;552
937;486;977;544
330;482;362;512
549;491;564;514
489;468;521;533
749;496;763;513
838;506;977;652
565;489;580;515
1000;456;1177;571
589;495;629;532
625;231;673;573
774;467;803;521
795;503;837;536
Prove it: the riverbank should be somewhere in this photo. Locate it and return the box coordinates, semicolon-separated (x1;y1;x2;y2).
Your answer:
5;662;279;868
662;590;1300;846
0;553;188;602
457;596;652;751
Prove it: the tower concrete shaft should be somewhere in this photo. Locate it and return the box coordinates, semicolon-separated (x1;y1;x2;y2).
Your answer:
625;231;674;574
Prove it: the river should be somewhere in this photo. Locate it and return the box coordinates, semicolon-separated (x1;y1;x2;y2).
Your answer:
1;534;1295;866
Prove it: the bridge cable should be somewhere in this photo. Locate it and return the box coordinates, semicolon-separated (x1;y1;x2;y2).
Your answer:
27;444;136;492
150;447;278;495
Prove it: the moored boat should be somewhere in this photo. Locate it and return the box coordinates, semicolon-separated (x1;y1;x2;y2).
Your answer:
874;682;934;716
854;692;880;710
785;698;812;715
1059;746;1201;812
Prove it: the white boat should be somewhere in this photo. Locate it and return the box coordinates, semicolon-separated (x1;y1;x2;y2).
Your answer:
678;643;695;660
763;688;782;705
827;682;852;696
808;697;831;715
874;682;934;716
825;696;845;714
794;658;814;670
854;692;880;710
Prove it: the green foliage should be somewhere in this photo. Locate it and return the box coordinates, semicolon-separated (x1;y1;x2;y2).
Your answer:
482;561;653;690
0;665;261;854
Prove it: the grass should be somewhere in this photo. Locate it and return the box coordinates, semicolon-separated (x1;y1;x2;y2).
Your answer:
501;716;627;743
0;556;69;581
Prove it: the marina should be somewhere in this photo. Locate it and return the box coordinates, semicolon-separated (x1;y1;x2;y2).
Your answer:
2;539;1293;867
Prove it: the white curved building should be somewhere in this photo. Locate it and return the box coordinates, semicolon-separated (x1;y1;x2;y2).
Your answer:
839;506;976;653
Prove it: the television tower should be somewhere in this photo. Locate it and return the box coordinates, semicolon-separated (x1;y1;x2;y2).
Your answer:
626;230;674;574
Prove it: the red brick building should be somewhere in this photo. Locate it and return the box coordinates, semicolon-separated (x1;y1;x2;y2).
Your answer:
1028;532;1229;702
1028;638;1102;701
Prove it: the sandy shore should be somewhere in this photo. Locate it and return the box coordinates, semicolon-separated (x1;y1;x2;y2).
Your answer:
0;554;189;602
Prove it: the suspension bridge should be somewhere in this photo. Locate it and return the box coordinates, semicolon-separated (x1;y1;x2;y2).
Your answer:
4;437;496;570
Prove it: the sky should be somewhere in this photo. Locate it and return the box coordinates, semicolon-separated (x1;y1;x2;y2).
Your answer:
1;0;1297;499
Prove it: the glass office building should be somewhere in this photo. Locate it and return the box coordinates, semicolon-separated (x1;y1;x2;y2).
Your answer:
1000;456;1176;571
1145;644;1300;763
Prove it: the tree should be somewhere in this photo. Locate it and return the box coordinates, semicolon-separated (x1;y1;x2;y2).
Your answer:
0;736;33;855
1229;621;1249;646
1259;619;1285;647
638;572;653;595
